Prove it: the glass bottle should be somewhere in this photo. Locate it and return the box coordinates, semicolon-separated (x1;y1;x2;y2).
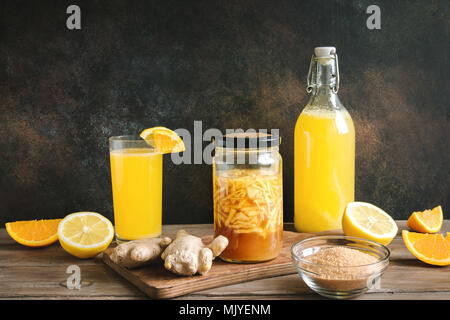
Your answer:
294;47;355;232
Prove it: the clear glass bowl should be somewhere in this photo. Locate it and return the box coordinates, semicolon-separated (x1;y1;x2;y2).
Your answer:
291;235;390;299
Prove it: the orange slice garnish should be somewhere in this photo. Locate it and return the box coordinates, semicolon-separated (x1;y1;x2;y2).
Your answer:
140;127;185;154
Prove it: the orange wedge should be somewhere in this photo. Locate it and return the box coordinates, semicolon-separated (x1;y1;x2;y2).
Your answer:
407;205;443;233
402;230;450;266
6;219;62;247
140;127;185;154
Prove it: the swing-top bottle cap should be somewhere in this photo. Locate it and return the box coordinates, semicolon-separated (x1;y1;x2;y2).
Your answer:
307;47;340;92
314;47;336;58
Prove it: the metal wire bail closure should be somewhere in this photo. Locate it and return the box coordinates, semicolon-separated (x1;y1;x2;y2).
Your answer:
332;53;340;94
306;52;340;94
306;54;314;93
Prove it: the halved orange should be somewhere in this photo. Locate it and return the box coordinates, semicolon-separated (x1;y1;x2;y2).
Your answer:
407;205;443;233
402;230;450;266
6;219;62;247
140;126;185;154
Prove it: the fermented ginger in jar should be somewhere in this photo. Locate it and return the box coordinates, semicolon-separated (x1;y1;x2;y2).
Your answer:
213;132;283;263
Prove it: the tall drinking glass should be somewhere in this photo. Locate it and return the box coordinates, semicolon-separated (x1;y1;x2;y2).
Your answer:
109;136;162;242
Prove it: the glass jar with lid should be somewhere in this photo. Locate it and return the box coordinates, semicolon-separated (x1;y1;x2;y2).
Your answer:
212;131;283;263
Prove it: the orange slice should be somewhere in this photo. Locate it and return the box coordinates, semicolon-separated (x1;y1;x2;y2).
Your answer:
407;205;443;233
6;219;62;247
402;230;450;266
140;127;185;154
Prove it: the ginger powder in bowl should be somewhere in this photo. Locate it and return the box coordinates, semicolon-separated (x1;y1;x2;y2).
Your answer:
291;235;390;299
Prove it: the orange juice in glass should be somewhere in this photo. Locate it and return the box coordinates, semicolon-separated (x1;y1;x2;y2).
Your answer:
109;136;162;241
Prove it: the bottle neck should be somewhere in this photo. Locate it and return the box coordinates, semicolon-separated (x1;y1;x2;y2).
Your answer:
310;86;335;96
307;55;339;94
307;86;341;110
306;55;343;109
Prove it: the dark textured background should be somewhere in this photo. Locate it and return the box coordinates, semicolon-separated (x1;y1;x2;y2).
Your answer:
0;0;449;225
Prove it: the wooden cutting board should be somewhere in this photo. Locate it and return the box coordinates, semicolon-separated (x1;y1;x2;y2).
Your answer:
102;230;313;299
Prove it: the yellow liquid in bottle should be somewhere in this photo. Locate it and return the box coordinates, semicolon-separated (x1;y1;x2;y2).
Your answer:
294;108;355;232
110;148;163;240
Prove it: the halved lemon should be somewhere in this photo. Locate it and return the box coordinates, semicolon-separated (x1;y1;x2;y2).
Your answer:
5;219;62;247
402;230;450;266
140;126;185;154
342;202;398;245
58;212;114;259
407;205;443;233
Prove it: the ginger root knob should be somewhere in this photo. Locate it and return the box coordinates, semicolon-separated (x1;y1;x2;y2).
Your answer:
110;236;172;269
161;230;228;276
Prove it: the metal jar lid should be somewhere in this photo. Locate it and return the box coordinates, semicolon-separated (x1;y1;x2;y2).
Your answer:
214;131;281;149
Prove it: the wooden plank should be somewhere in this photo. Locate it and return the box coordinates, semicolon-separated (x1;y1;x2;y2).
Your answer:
175;292;450;300
3;292;449;300
0;265;146;298
0;221;449;299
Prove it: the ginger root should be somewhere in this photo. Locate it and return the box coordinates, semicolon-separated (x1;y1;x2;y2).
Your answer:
161;230;228;276
110;236;172;269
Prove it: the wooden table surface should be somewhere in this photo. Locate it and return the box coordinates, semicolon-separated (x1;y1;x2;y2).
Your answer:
1;221;449;300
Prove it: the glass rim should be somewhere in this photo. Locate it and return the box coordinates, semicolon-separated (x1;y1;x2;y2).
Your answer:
109;135;146;142
109;135;159;151
291;235;390;268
